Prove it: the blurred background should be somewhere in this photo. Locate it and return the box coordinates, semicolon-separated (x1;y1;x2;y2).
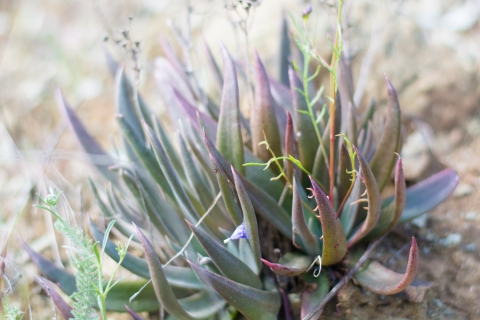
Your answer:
0;0;479;318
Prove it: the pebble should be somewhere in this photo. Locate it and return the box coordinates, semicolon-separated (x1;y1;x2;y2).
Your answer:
439;233;462;247
433;299;444;308
411;213;429;228
464;242;476;252
453;183;474;198
464;211;478;221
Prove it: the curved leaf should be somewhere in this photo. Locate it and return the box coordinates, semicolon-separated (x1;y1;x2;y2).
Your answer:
261;253;312;277
368;76;401;192
309;177;347;266
88;217;204;289
36;276;73;320
55;89;118;182
217;44;244;174
354;237;419;295
126;305;144;320
203;40;223;92
284;111;298;182
189;261;281;320
232;167;262;274
289;67;318;177
398;168;459;222
292;179;320;255
187;221;262;289
21;239;161;312
251;51;281;163
365;157;406;240
135;226;196;319
279;15;291;86
347;146;381;247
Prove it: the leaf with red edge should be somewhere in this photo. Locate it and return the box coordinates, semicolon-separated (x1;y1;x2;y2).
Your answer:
365;157;406;240
309;177;347;266
292;179;320;255
368;76;401;192
189;261;281;320
261;253;312;277
251;51;282;162
36;276;73;320
347;146;381;247
354;237;419;295
284;111;298;182
216;44;244;174
397;168;459;222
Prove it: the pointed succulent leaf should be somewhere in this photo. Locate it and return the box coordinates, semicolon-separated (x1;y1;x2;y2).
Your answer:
365;157;406;240
144;122;200;223
21;239;76;294
354;238;419;295
174;89;218;141
177;291;227;319
337;143;351;205
22;239;160;312
284;111;298;182
126;305;144;320
289;67;318;176
209;153;243;225
347;146;382;247
88;178;138;241
301;272;329;319
88;217;203;289
269;77;293;112
189;261;281;320
203;132;292;237
117;114;174;200
292;179;320;255
251;51;282;162
115;68;144;139
309;177;347;266
55;89;118;182
135;225;196;319
261;253;312;277
204;40;223;92
339;177;362;237
369;76;401;192
187;221;262;289
216;44;244;174
36;276;73;320
279;15;291;86
398;168;459;222
232;167;262;274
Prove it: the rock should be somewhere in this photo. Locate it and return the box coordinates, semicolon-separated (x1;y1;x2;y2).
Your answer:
439;233;462;247
402;130;431;180
453;183;474;198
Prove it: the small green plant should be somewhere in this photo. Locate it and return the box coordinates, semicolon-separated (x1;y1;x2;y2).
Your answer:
26;2;458;319
34;188;133;320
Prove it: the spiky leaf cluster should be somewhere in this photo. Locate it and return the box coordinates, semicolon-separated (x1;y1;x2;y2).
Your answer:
27;14;459;320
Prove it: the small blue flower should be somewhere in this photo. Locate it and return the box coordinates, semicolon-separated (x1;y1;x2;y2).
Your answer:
223;223;248;243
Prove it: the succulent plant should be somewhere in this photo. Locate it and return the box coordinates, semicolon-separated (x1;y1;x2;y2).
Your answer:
25;13;459;320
